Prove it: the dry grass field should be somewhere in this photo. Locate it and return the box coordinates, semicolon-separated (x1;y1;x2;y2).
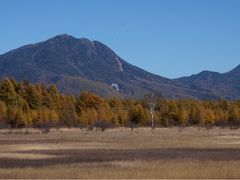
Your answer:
0;127;240;179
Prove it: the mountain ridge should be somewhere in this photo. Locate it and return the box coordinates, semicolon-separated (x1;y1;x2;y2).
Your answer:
0;34;239;99
174;65;240;99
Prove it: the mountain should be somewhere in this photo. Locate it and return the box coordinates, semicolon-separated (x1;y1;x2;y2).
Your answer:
0;34;239;99
174;65;240;99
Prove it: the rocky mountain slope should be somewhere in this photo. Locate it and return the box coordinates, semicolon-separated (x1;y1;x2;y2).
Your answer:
0;34;239;99
174;65;240;99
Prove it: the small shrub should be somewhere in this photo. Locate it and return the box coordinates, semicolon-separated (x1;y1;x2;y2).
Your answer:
95;120;112;132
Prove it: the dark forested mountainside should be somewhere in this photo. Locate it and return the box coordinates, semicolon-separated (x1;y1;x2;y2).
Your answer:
1;34;239;99
174;65;240;99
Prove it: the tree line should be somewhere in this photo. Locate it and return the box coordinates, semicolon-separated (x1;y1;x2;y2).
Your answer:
0;78;239;130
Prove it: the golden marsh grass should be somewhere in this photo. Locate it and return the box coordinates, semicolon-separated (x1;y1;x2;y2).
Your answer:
0;127;239;179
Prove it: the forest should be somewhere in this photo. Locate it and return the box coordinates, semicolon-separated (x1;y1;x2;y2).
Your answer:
0;78;239;130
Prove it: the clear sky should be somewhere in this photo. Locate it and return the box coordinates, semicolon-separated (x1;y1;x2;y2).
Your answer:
0;0;240;78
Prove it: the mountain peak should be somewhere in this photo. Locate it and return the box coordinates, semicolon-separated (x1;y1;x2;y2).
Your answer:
197;70;220;76
53;34;76;39
227;64;240;75
46;34;78;43
1;34;240;99
46;34;96;49
49;34;94;43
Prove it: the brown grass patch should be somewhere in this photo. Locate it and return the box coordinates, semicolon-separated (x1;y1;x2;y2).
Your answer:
0;127;239;179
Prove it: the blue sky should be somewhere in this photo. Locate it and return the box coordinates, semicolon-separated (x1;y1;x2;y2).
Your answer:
0;0;240;78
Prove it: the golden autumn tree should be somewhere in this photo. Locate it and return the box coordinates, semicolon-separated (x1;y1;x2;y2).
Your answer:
0;101;7;128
